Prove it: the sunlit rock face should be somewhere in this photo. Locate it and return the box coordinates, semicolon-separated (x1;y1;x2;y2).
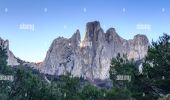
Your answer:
41;21;149;81
0;37;19;66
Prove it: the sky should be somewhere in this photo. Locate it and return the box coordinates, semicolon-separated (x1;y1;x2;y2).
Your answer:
0;0;169;62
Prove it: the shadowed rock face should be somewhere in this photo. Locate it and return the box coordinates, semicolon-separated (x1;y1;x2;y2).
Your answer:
0;37;19;66
41;21;149;81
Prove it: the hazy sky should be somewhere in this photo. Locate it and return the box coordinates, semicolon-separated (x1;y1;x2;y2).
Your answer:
0;0;169;62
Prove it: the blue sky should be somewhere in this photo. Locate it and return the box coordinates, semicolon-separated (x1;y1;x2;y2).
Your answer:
0;0;169;62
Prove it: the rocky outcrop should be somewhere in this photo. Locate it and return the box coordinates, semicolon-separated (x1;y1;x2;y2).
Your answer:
41;21;149;81
0;37;19;66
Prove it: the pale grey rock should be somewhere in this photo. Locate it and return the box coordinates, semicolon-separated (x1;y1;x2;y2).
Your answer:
41;30;82;77
41;21;149;81
0;37;19;66
7;51;19;66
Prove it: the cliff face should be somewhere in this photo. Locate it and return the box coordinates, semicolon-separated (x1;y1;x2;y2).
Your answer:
0;37;19;66
41;21;149;80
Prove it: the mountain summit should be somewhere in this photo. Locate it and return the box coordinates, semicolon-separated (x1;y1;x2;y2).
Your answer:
40;21;149;80
0;37;19;66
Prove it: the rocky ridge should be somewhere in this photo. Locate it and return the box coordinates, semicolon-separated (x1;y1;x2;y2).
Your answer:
40;21;149;81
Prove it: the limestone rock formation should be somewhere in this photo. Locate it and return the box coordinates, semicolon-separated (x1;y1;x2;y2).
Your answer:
41;21;149;81
0;37;19;66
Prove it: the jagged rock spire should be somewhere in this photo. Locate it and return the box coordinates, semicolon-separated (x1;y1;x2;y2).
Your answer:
0;37;19;66
41;21;149;81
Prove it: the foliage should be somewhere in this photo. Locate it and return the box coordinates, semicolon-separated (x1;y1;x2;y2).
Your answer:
143;33;170;97
0;33;170;100
109;33;170;100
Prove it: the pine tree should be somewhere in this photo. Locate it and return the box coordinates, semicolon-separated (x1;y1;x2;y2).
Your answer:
0;46;13;99
0;47;8;74
143;33;170;96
